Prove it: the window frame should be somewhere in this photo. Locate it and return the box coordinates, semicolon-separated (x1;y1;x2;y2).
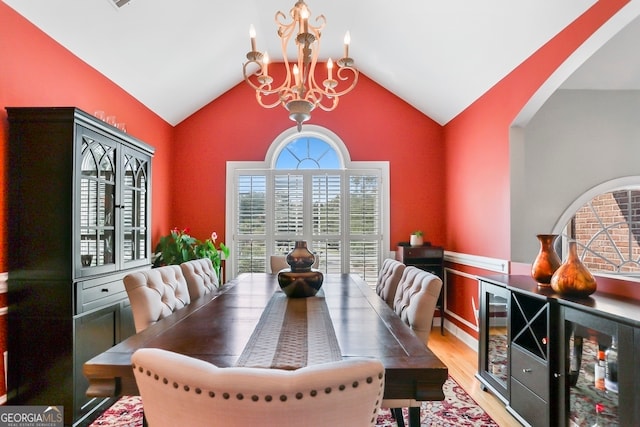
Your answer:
225;125;390;281
552;176;640;280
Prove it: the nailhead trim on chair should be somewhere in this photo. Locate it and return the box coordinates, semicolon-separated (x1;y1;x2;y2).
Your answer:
132;363;384;404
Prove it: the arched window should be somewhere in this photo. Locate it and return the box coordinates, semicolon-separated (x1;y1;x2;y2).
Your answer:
274;136;341;169
554;177;640;278
226;126;390;285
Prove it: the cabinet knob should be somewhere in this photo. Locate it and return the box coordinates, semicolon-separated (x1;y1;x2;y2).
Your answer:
522;368;532;373
553;373;562;378
101;288;109;293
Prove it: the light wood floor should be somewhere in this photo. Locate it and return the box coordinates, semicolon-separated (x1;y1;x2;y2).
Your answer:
427;329;521;427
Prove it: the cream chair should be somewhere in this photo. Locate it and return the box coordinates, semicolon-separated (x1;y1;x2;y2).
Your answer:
392;266;443;345
132;348;385;427
270;254;319;273
385;266;443;427
375;258;406;308
181;258;219;300
123;265;191;333
269;255;289;273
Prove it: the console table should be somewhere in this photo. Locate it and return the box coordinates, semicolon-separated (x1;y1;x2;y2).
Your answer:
477;274;640;427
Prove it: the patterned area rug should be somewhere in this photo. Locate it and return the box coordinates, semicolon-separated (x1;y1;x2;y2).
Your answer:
89;375;497;427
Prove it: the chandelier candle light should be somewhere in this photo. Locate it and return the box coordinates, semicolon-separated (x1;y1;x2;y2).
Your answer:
243;1;358;131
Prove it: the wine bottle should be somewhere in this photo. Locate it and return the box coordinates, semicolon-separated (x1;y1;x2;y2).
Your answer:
605;336;618;393
569;335;582;387
594;348;605;391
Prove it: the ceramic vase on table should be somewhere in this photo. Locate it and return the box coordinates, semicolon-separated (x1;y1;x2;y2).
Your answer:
277;241;324;298
410;234;423;247
550;240;597;297
531;234;561;286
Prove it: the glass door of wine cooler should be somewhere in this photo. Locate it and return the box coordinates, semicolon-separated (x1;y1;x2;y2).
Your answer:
477;280;510;401
562;307;633;426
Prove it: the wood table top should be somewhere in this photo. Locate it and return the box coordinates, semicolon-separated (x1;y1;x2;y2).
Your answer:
83;273;448;401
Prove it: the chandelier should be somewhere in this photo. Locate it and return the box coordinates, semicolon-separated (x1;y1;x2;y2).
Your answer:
243;1;358;131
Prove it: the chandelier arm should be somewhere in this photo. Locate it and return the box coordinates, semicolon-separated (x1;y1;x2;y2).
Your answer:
306;64;358;100
256;91;285;109
310;14;326;32
315;97;339;112
242;61;292;96
328;66;359;98
305;87;338;112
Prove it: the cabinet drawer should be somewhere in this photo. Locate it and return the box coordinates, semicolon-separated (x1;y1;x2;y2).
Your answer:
77;279;127;313
510;377;548;427
400;246;443;259
511;344;548;400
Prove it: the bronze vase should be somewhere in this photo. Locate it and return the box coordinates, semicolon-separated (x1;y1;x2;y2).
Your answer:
278;241;324;298
550;241;597;296
531;234;561;285
286;240;316;272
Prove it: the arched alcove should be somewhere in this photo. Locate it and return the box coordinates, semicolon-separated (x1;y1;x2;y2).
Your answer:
510;3;640;267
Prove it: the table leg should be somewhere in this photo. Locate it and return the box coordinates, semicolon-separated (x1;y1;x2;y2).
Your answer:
408;407;420;427
391;408;405;427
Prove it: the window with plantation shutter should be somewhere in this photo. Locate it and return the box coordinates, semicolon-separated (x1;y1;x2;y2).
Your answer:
227;126;389;286
348;174;381;282
236;174;267;272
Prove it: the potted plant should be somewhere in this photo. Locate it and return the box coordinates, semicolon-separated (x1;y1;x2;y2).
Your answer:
410;230;424;247
153;228;230;282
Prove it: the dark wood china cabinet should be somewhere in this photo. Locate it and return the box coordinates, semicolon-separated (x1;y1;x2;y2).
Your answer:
6;107;154;426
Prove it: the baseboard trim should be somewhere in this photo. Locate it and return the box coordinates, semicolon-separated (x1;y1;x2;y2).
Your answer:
442;319;478;352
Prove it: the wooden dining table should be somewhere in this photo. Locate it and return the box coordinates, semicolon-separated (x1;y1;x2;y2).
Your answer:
84;273;448;426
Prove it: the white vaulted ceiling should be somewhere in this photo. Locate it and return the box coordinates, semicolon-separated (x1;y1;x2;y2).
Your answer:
3;0;640;126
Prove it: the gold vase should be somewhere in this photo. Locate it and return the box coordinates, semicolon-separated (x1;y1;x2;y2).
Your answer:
550;241;597;297
531;234;561;285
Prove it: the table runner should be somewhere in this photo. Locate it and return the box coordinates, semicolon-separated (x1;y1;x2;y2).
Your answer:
235;290;342;369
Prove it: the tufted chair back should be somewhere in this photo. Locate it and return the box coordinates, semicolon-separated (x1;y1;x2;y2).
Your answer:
124;266;191;333
392;266;443;346
375;258;406;308
181;258;219;300
132;348;385;427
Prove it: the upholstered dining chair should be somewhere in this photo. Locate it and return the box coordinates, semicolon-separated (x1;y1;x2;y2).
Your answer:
375;258;406;308
385;266;443;427
180;258;219;300
270;254;319;273
123;265;191;333
392;266;443;346
132;348;385;427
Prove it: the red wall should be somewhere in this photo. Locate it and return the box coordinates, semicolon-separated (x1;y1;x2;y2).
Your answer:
0;2;176;265
172;70;445;248
443;0;629;260
0;2;174;400
441;0;629;336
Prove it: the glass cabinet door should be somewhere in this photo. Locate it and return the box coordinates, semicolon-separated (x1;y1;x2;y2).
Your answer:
76;125;152;276
121;146;151;268
478;280;510;401
78;129;118;275
562;307;633;426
